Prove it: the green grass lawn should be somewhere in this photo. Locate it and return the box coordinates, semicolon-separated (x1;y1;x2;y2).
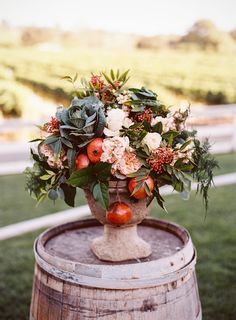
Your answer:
214;152;236;175
0;185;235;320
0;175;86;227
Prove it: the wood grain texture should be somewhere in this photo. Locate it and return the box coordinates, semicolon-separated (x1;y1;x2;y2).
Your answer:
30;218;202;319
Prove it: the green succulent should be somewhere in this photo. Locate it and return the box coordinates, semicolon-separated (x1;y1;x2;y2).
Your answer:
57;96;106;147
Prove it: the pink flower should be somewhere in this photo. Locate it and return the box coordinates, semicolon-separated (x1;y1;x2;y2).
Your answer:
117;151;142;176
101;136;141;177
40;144;66;169
101;136;129;164
90;74;105;90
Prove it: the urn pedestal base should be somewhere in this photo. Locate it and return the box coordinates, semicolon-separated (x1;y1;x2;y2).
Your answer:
91;224;152;262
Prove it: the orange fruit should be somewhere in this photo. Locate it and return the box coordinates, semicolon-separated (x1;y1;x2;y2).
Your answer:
106;202;132;225
128;176;154;199
75;154;90;170
87;138;103;163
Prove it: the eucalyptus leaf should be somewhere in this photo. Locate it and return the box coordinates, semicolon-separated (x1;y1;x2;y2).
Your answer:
53;139;62;156
40;174;51;181
44;135;59;145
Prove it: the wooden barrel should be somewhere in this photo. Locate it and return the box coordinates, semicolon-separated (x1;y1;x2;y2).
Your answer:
30;218;202;320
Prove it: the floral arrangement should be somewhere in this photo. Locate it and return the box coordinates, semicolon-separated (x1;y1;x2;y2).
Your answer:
25;70;218;213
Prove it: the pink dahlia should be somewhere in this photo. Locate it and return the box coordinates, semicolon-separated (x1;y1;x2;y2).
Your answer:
117;151;142;176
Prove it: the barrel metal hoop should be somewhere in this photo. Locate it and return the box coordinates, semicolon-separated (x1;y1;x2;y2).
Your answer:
35;245;197;289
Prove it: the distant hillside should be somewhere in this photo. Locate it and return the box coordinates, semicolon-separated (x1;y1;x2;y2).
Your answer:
0;19;236;52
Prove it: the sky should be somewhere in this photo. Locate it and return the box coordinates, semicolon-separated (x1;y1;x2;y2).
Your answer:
1;0;236;35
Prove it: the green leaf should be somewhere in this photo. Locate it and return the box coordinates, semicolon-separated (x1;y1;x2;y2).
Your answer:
36;193;47;207
130;180;143;196
67;149;76;169
44;135;59;145
127;167;150;178
60;183;76;207
118;69;130;81
144;182;152;196
29;138;43;143
61;137;73;148
110;69;115;80
45;170;55;175
92;182;109;209
153;187;167;212
53;139;62;156
102;72;116;89
40;175;51;181
173;180;184;192
129;87;157;100
147;195;154;207
73;73;78;83
67;167;95;187
152;122;163;134
51;175;56;184
30;149;40;162
162;130;179;145
179;139;193;151
93;162;112;181
61;75;73;82
180;164;194;172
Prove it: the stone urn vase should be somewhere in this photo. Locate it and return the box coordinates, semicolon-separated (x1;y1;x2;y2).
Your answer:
84;180;152;262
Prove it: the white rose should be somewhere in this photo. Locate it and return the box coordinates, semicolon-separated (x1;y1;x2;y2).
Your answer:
151;116;164;127
123;117;134;128
179;100;189;113
105;108;133;136
151;116;175;133
106;109;126;132
142;132;162;151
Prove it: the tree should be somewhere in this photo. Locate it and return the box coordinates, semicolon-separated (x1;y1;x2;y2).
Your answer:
230;29;236;42
21;27;56;46
182;19;236;52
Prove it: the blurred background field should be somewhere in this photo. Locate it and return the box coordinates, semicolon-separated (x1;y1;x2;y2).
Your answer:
0;1;236;319
1;18;236;122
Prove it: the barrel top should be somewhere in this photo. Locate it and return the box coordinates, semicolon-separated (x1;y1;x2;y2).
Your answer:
35;218;195;288
45;221;183;265
35;218;196;289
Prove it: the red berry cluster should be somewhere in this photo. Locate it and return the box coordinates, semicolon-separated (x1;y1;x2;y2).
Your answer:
46;117;59;133
148;147;174;174
133;108;152;123
90;74;105;90
100;91;115;104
